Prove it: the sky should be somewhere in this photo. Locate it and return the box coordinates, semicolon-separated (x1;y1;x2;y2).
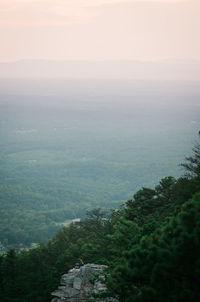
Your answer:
0;0;200;62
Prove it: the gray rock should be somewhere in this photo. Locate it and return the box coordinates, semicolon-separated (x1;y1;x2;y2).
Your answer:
93;280;107;293
51;290;64;298
51;298;59;302
60;274;73;286
62;287;80;298
73;277;82;290
51;263;117;302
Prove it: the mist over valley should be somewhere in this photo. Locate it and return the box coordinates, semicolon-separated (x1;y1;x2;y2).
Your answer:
0;77;199;245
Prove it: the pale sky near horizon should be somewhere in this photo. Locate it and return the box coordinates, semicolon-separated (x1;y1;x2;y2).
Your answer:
0;0;199;62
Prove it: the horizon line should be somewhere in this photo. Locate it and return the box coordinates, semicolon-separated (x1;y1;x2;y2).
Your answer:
1;58;200;64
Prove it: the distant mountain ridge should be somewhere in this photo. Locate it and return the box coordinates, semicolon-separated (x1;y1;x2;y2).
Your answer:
0;60;200;80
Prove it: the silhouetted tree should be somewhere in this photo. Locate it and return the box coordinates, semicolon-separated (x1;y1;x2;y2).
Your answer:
181;131;200;178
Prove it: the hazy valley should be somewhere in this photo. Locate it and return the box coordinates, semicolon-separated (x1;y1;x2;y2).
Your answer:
0;78;199;245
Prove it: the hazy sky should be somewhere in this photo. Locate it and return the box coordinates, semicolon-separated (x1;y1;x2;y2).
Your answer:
0;0;200;62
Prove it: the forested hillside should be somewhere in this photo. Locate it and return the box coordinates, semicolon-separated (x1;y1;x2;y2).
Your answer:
0;133;199;302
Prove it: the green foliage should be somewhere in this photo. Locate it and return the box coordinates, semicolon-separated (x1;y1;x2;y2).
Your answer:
107;193;200;302
180;132;200;178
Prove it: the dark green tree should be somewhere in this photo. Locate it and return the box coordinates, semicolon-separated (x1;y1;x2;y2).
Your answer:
107;193;200;302
181;132;200;178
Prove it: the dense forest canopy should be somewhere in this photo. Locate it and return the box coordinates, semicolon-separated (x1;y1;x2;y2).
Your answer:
0;132;200;302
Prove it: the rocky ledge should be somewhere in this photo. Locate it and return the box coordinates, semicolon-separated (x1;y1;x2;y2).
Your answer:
51;263;117;302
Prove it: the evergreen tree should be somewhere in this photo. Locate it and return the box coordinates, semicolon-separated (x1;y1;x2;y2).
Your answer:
181;132;200;178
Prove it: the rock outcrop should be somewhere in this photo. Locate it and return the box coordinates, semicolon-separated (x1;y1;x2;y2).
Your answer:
51;263;116;302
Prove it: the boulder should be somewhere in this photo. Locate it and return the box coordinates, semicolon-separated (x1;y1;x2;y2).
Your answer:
73;277;82;290
51;263;118;302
